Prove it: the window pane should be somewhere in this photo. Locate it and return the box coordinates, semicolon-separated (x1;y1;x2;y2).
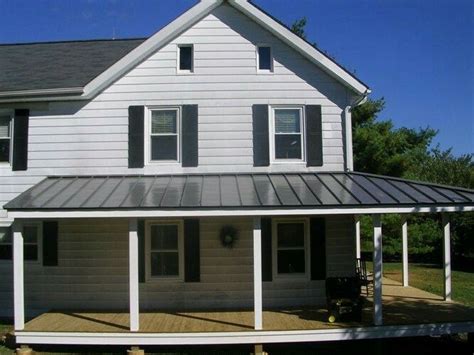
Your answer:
275;110;300;133
179;46;193;71
275;135;302;159
0;227;12;244
151;136;178;161
152;110;177;134
0;139;9;162
151;225;178;250
24;245;38;261
258;46;272;70
23;226;38;244
0;116;10;137
151;252;179;276
278;250;305;274
277;223;305;248
0;245;12;260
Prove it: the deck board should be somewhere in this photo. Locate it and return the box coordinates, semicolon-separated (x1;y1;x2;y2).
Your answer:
22;278;474;333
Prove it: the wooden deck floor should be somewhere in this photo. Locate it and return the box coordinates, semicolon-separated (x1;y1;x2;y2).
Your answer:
22;278;474;333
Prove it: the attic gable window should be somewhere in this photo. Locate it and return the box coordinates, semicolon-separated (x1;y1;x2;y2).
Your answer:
0;115;12;163
257;45;273;72
178;45;194;73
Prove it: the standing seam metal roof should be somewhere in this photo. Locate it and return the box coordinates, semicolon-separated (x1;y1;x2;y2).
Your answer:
4;172;474;211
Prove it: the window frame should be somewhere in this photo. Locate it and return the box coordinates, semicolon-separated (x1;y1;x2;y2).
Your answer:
145;220;184;282
272;218;310;281
256;45;274;73
0;223;42;264
269;105;306;163
145;106;181;165
0;112;13;166
177;44;194;74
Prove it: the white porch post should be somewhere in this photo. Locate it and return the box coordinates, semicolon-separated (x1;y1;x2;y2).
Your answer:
253;217;263;330
401;215;409;287
355;215;361;260
372;214;383;326
442;214;452;302
13;220;25;331
129;219;140;331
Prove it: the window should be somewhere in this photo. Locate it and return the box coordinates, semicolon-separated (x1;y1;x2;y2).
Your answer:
149;108;179;162
178;45;193;72
23;225;40;261
0;227;12;260
0;224;40;261
257;46;273;72
276;222;306;274
272;107;304;161
147;222;183;279
0;115;12;163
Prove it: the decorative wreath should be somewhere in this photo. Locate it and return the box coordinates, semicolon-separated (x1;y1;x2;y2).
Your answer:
220;225;238;249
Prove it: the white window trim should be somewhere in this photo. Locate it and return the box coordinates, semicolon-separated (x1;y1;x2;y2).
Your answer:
0;111;13;166
269;105;306;164
145;107;181;165
177;44;194;74
271;218;311;281
256;44;274;73
145;220;184;282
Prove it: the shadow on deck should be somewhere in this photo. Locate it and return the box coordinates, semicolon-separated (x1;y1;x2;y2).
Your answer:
21;278;474;333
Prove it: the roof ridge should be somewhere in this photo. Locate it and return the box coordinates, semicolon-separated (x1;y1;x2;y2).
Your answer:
0;37;147;47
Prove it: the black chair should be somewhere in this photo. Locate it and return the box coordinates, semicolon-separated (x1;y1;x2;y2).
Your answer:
326;277;364;323
356;258;373;296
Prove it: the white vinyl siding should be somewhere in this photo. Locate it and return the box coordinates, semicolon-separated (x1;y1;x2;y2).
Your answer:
0;215;354;317
0;3;351;220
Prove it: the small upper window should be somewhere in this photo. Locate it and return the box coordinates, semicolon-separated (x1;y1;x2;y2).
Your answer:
276;222;306;275
178;45;193;72
273;108;304;161
0;115;12;163
149;109;179;162
258;46;273;71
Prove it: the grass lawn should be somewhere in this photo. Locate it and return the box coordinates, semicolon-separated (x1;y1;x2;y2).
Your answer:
367;262;474;307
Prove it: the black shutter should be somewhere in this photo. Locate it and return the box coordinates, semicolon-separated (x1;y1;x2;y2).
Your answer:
181;105;198;167
128;106;145;168
306;105;323;167
138;220;145;283
261;218;272;282
184;219;200;282
310;217;326;280
12;109;29;171
252;105;270;167
43;221;58;266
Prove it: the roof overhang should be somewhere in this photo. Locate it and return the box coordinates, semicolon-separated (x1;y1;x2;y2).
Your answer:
0;0;370;103
4;172;473;220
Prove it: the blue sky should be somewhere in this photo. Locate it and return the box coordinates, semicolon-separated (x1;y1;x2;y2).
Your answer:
1;0;472;155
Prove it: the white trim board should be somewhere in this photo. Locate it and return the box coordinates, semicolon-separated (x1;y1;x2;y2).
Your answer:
7;205;474;220
14;321;474;346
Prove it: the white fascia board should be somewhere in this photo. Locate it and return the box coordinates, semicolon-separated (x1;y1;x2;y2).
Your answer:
15;321;474;345
229;0;369;95
82;0;223;99
7;205;474;220
0;87;83;98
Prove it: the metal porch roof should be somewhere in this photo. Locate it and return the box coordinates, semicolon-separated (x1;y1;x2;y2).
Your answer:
4;173;474;211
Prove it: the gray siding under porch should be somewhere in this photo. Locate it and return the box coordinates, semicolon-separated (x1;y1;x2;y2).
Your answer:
0;215;355;318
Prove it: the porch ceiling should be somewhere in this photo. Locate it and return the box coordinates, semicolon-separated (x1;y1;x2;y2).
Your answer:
4;172;474;212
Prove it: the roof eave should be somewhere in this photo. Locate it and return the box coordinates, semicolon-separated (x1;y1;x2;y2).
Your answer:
0;87;84;102
230;0;370;95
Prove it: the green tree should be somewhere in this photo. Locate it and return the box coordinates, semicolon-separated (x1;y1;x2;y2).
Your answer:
290;17;308;39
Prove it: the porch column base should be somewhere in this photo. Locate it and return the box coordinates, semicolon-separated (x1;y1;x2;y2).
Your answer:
253;344;268;355
127;347;144;355
16;345;34;355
